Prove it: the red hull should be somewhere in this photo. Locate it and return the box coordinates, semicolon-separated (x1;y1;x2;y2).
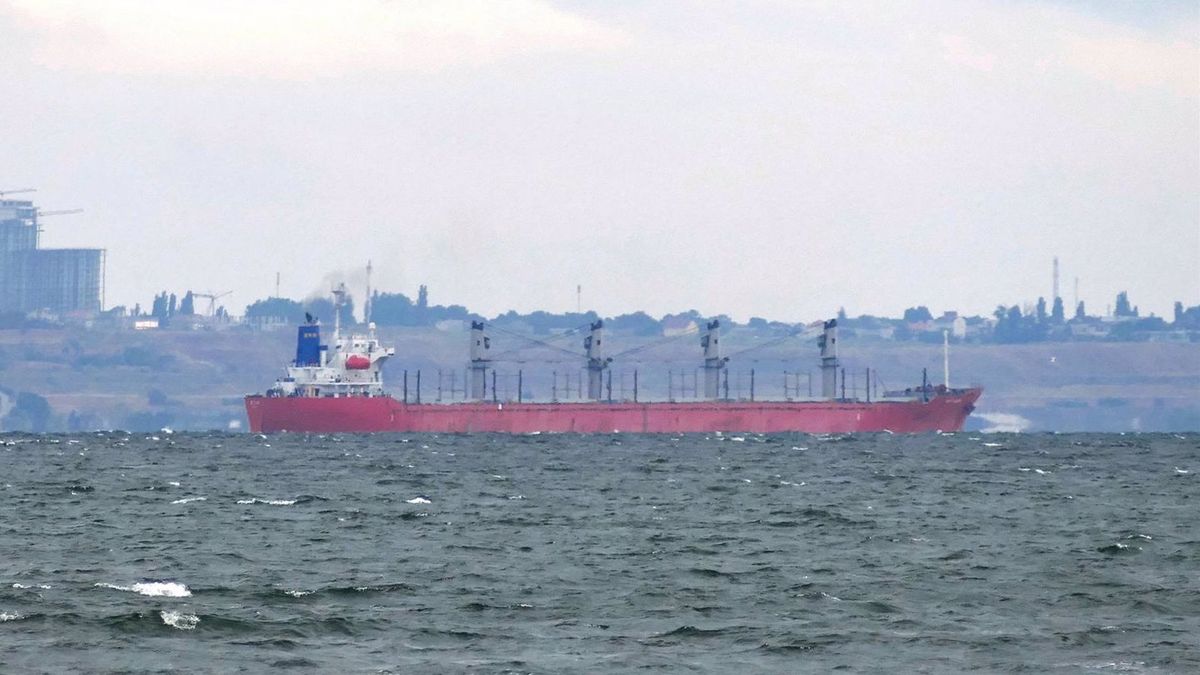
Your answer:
245;389;981;434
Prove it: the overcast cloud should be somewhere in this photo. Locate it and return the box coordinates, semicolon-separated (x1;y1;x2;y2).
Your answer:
1;0;1196;321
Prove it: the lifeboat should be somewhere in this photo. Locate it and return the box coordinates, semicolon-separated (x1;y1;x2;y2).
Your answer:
345;354;371;370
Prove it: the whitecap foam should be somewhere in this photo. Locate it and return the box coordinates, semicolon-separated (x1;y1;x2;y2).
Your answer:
406;497;431;504
1174;467;1190;475
96;581;192;597
171;496;206;505
168;481;181;487
11;583;51;590
160;610;199;630
977;412;1032;433
236;498;297;506
0;612;22;622
982;442;1004;448
283;589;313;598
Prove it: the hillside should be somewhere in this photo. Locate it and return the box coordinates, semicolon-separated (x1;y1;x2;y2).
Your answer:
0;326;1196;432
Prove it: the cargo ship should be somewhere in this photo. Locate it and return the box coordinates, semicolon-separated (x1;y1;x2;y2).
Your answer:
245;288;980;434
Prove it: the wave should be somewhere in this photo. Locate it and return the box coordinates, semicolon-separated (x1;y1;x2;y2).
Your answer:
160;610;199;630
95;581;192;597
267;582;415;600
170;496;207;504
758;635;841;653
1096;543;1141;555
237;498;295;505
687;567;745;578
654;625;734;638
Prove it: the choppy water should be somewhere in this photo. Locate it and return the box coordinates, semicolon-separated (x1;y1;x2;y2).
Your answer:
0;432;1196;673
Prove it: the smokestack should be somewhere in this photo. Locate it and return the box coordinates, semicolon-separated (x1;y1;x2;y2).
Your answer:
1053;256;1060;302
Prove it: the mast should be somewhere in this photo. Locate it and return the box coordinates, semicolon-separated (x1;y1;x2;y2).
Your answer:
331;283;347;348
943;329;950;389
701;319;727;400
818;319;839;399
584;320;609;400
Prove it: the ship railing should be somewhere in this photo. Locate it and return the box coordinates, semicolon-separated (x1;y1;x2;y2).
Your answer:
391;367;904;405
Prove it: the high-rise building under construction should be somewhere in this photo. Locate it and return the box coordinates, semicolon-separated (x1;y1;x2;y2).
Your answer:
0;198;104;315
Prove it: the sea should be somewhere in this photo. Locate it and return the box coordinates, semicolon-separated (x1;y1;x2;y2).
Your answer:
0;432;1195;673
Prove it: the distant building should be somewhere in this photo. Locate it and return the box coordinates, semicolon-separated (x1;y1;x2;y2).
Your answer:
0;199;104;315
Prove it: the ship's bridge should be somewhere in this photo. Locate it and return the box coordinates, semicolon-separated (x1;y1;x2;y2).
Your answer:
269;321;394;398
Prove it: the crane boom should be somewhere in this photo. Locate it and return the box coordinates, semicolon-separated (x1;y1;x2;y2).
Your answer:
36;208;84;217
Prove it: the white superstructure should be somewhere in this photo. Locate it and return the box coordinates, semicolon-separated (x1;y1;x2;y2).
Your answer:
267;285;394;398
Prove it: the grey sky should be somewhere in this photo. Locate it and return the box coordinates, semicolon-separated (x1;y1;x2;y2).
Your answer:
1;0;1196;321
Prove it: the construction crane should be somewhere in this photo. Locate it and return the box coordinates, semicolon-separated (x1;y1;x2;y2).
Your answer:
0;188;37;198
194;291;232;317
31;208;83;234
36;208;83;218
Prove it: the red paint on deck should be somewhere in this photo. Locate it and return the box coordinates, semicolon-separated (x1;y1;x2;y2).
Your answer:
245;389;981;434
